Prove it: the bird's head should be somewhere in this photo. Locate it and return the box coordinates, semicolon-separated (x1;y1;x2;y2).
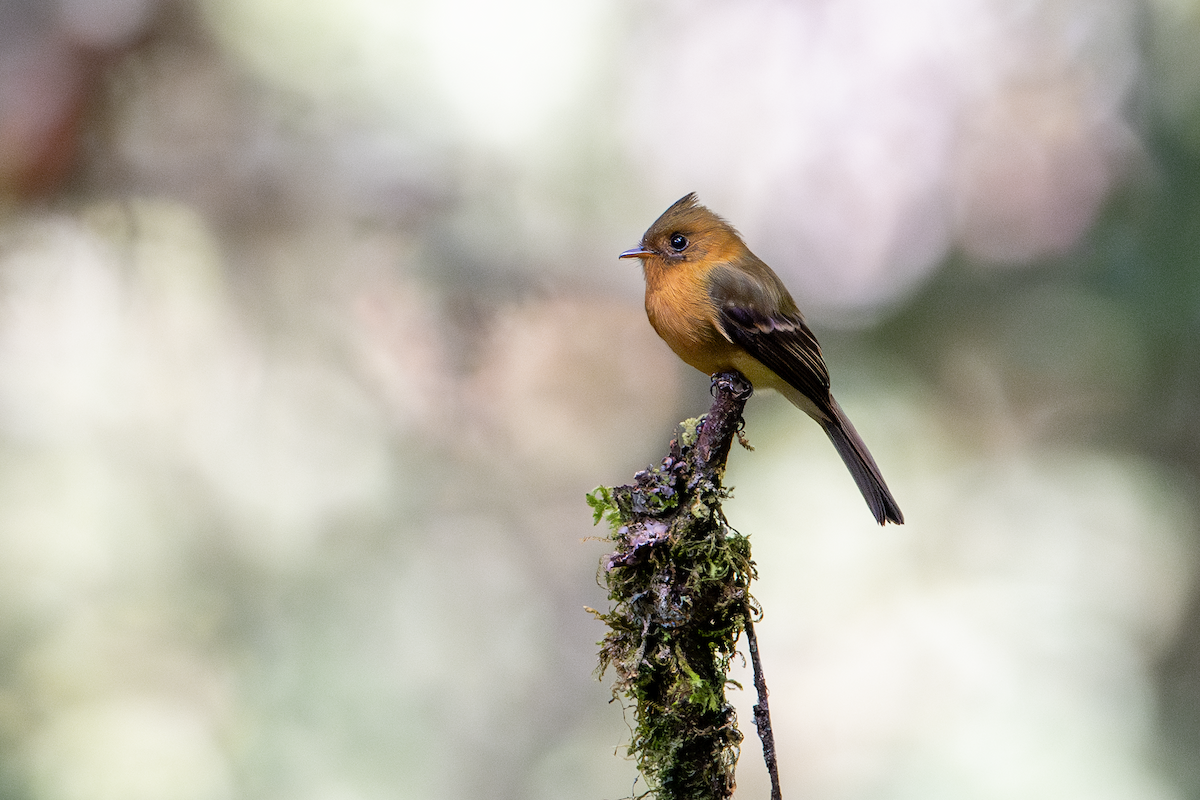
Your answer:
619;193;746;268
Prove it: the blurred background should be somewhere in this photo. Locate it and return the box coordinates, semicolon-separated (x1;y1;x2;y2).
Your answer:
1;0;1200;798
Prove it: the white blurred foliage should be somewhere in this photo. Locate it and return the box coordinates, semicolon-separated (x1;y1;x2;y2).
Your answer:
0;202;409;796
29;695;234;800
622;0;1141;311
725;392;1194;800
202;0;613;150
0;202;395;570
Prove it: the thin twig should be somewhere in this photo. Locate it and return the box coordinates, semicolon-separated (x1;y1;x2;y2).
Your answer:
745;613;782;800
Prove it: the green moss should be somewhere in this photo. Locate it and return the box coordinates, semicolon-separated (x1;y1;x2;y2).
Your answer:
591;418;756;800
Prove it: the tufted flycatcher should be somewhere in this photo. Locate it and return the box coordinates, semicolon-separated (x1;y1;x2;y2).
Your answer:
620;193;903;525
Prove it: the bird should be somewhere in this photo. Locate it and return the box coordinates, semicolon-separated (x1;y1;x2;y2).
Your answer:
620;193;903;525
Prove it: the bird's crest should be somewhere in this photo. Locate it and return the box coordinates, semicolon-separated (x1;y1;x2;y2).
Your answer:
646;193;740;243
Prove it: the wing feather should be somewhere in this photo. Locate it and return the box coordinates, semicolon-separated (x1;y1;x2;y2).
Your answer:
708;263;833;415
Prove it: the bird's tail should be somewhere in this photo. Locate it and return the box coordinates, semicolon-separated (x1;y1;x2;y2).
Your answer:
819;400;904;525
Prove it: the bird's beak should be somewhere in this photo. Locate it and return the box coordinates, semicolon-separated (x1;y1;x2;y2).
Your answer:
619;246;652;259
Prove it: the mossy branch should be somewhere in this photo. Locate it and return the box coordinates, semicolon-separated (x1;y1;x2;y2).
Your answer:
588;372;782;800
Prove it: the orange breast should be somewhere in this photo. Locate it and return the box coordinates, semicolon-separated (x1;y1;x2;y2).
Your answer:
644;262;740;375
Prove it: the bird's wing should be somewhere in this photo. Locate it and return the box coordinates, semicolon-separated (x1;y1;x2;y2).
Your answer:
708;264;833;413
708;264;902;524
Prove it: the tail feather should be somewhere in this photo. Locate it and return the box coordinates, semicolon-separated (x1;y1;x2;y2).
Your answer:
819;400;903;525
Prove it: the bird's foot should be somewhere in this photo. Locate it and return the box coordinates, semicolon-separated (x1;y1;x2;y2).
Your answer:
709;371;753;400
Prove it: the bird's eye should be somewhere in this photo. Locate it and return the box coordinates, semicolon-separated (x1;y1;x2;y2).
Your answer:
668;233;688;252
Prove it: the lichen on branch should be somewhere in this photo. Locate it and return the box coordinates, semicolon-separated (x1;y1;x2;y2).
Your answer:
588;373;758;800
